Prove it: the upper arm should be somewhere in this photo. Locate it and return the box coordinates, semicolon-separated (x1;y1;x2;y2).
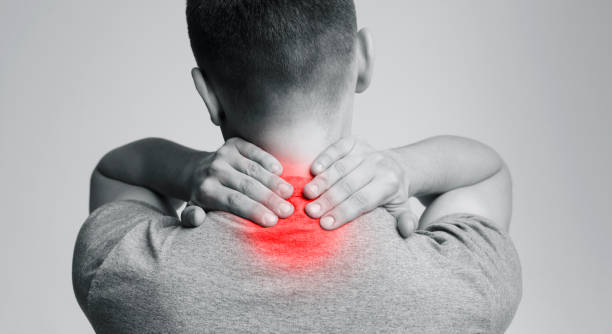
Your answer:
418;213;522;332
90;169;178;217
418;163;513;231
73;200;170;317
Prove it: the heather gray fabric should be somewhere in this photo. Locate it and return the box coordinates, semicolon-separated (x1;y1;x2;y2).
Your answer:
73;197;521;333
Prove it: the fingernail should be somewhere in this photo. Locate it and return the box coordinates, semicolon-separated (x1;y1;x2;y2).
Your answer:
279;203;293;215
313;163;323;174
307;184;318;197
271;164;282;174
308;203;321;215
279;183;293;198
321;216;335;229
263;213;278;226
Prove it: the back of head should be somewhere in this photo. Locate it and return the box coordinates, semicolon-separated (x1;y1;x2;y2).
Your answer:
186;0;358;118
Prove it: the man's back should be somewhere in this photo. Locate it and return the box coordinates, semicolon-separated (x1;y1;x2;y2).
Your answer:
73;178;521;333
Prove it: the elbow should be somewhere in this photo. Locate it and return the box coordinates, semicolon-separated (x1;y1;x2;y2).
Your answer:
96;137;162;177
94;147;117;179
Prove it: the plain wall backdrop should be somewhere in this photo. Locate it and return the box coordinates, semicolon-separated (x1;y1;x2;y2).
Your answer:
1;0;610;332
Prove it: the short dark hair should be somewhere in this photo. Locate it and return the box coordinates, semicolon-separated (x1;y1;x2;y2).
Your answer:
186;0;357;101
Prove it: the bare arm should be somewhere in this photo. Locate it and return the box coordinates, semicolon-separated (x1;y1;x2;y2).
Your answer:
304;135;512;236
90;137;295;227
91;138;198;215
392;135;511;231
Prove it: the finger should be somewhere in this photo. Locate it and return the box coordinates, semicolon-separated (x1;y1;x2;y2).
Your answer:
305;162;375;218
229;154;294;199
181;204;206;227
395;209;419;239
192;178;278;227
218;167;294;218
304;153;364;199
310;137;356;175
319;180;387;230
231;137;284;175
217;187;279;227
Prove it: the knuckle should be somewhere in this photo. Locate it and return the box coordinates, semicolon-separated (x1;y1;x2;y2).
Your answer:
239;178;257;194
209;159;225;174
262;190;278;205
385;170;402;186
316;173;330;188
339;180;353;196
257;175;274;190
270;175;286;189
317;194;334;212
333;206;351;223
241;143;256;157
264;157;277;171
244;161;260;177
327;145;340;157
226;193;243;208
216;146;230;158
350;192;369;208
334;161;347;175
195;180;214;205
199;178;216;194
341;137;356;152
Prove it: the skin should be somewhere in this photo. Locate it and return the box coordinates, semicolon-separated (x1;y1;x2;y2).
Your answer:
93;137;294;228
303;137;415;232
178;135;510;236
302;135;511;235
91;27;513;238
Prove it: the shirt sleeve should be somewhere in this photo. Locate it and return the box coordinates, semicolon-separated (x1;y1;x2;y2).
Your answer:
417;213;523;333
71;200;172;319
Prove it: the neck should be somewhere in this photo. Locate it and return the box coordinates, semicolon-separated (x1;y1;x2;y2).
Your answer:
246;118;352;177
224;100;354;178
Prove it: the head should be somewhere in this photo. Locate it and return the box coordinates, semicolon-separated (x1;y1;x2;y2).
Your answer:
187;0;374;175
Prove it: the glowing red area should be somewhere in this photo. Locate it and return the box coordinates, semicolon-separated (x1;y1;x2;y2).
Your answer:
243;175;347;271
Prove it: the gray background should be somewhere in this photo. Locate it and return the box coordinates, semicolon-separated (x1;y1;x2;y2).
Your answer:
1;0;610;332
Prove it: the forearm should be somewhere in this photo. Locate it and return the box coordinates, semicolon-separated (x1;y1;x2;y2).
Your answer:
96;138;206;202
390;135;503;199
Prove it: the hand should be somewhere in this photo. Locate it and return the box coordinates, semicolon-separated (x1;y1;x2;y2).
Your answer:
181;137;294;227
303;137;418;238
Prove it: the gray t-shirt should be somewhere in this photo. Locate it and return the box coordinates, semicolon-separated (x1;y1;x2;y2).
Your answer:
73;178;521;333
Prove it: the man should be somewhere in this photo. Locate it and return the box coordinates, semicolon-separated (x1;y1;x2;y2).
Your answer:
73;1;521;333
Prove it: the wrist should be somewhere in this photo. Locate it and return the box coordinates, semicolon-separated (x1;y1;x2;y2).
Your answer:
386;148;425;197
385;148;419;198
181;150;211;202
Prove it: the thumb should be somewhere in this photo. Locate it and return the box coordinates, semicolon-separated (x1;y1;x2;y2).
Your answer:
181;203;207;227
394;208;419;239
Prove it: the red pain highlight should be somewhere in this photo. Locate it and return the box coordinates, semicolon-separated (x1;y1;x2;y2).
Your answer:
243;175;348;271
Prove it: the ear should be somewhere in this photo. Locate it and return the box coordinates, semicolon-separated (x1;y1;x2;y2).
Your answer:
355;28;375;94
191;67;223;126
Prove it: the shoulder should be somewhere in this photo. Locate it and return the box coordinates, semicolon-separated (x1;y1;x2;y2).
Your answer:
418;213;522;332
416;213;522;281
72;200;176;317
419;213;518;260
